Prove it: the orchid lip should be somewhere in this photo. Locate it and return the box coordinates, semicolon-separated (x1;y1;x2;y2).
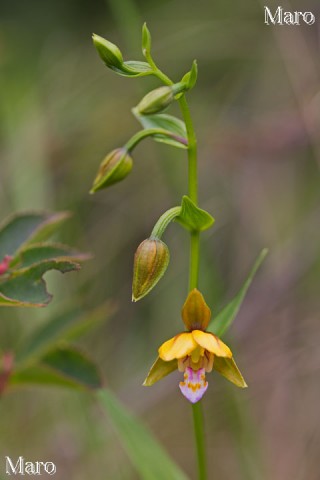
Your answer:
179;367;208;403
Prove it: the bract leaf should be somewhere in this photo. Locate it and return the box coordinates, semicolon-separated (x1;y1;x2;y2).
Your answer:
0;211;70;260
0;259;80;307
97;388;188;480
133;109;188;149
208;248;268;337
143;356;177;386
181;60;198;90
213;356;247;388
114;61;153;77
176;196;214;232
142;23;152;57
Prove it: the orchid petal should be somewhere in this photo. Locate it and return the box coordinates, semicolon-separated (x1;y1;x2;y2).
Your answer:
179;367;208;403
159;333;197;361
192;330;232;357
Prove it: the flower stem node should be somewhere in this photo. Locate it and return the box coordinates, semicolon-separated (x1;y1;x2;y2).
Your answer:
90;148;133;193
136;83;186;115
132;238;169;302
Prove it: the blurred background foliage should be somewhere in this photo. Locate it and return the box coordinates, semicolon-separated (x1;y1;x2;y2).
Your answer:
0;0;320;478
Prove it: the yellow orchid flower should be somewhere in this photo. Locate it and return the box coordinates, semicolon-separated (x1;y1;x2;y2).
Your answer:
144;289;247;403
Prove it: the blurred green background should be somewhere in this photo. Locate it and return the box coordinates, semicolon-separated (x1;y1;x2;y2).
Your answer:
1;0;320;478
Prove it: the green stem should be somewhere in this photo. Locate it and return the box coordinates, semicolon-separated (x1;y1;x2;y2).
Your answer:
178;95;200;292
192;402;207;480
150;207;181;239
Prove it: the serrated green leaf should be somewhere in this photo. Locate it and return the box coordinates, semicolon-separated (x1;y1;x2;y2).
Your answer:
15;302;113;367
133;110;188;149
14;243;91;269
0;211;70;260
0;259;80;307
208;249;268;337
97;389;188;480
11;347;103;390
176;196;214;232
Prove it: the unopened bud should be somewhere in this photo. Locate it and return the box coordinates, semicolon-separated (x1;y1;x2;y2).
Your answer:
136;83;185;115
132;238;169;301
90;148;132;193
181;289;211;331
92;34;124;70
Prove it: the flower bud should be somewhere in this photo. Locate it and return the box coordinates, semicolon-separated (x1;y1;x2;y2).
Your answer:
92;34;124;70
90;148;132;193
136;82;185;115
182;289;211;331
132;238;169;301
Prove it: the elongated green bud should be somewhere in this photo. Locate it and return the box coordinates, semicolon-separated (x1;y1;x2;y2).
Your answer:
92;34;124;70
132;238;169;301
136;83;185;115
90;148;132;193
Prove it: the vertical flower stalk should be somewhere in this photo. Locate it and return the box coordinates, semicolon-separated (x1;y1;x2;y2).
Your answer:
90;25;256;480
178;93;206;480
151;62;207;479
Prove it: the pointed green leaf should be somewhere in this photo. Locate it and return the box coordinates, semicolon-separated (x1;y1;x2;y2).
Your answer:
213;356;247;388
0;211;70;260
97;389;188;480
143;356;177;386
142;23;152;57
11;347;103;390
181;60;198;90
176;196;214;232
0;259;80;307
208;249;268;337
133;109;188;149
